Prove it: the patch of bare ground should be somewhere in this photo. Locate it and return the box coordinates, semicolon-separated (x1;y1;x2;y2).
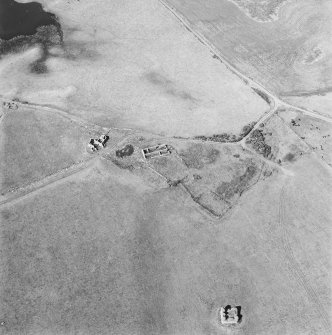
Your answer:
278;110;332;166
246;113;311;164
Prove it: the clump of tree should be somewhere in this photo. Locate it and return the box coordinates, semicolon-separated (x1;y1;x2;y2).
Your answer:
239;122;256;138
116;144;134;158
291;119;300;127
193;122;256;143
246;129;271;158
193;133;235;143
252;88;271;104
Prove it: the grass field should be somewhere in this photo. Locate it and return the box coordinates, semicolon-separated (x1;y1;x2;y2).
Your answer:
0;0;268;137
0;153;330;335
0;105;91;195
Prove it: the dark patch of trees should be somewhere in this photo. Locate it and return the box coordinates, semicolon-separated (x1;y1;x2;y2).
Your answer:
246;129;271;158
216;164;257;200
116;144;134;158
193;122;256;143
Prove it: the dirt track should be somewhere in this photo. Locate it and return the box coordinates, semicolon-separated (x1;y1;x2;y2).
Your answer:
277;182;330;331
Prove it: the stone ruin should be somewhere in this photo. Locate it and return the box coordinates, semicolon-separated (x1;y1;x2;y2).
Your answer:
220;305;242;326
2;101;18;110
142;144;172;159
88;134;109;152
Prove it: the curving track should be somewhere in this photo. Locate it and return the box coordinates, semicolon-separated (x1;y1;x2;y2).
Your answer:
277;181;330;332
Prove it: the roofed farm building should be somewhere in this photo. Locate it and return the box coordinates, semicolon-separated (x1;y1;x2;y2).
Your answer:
87;134;109;152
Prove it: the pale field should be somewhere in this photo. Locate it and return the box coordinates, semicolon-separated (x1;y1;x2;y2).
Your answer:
0;153;330;335
166;0;332;112
0;0;268;137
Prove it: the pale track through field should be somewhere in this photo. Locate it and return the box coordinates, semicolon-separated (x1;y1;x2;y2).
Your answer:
158;0;332;127
0;129;133;208
277;181;330;332
0;111;5;125
0;96;137;133
0;158;95;208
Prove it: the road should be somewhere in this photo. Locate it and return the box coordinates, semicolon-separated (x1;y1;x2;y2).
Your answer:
158;0;332;128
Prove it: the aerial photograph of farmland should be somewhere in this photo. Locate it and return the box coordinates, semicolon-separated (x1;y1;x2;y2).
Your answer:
0;0;331;334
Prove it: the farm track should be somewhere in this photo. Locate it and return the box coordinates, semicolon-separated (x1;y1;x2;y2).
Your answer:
0;158;95;208
0;96;107;132
277;183;330;332
0;113;4;126
0;130;135;208
0;97;137;134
